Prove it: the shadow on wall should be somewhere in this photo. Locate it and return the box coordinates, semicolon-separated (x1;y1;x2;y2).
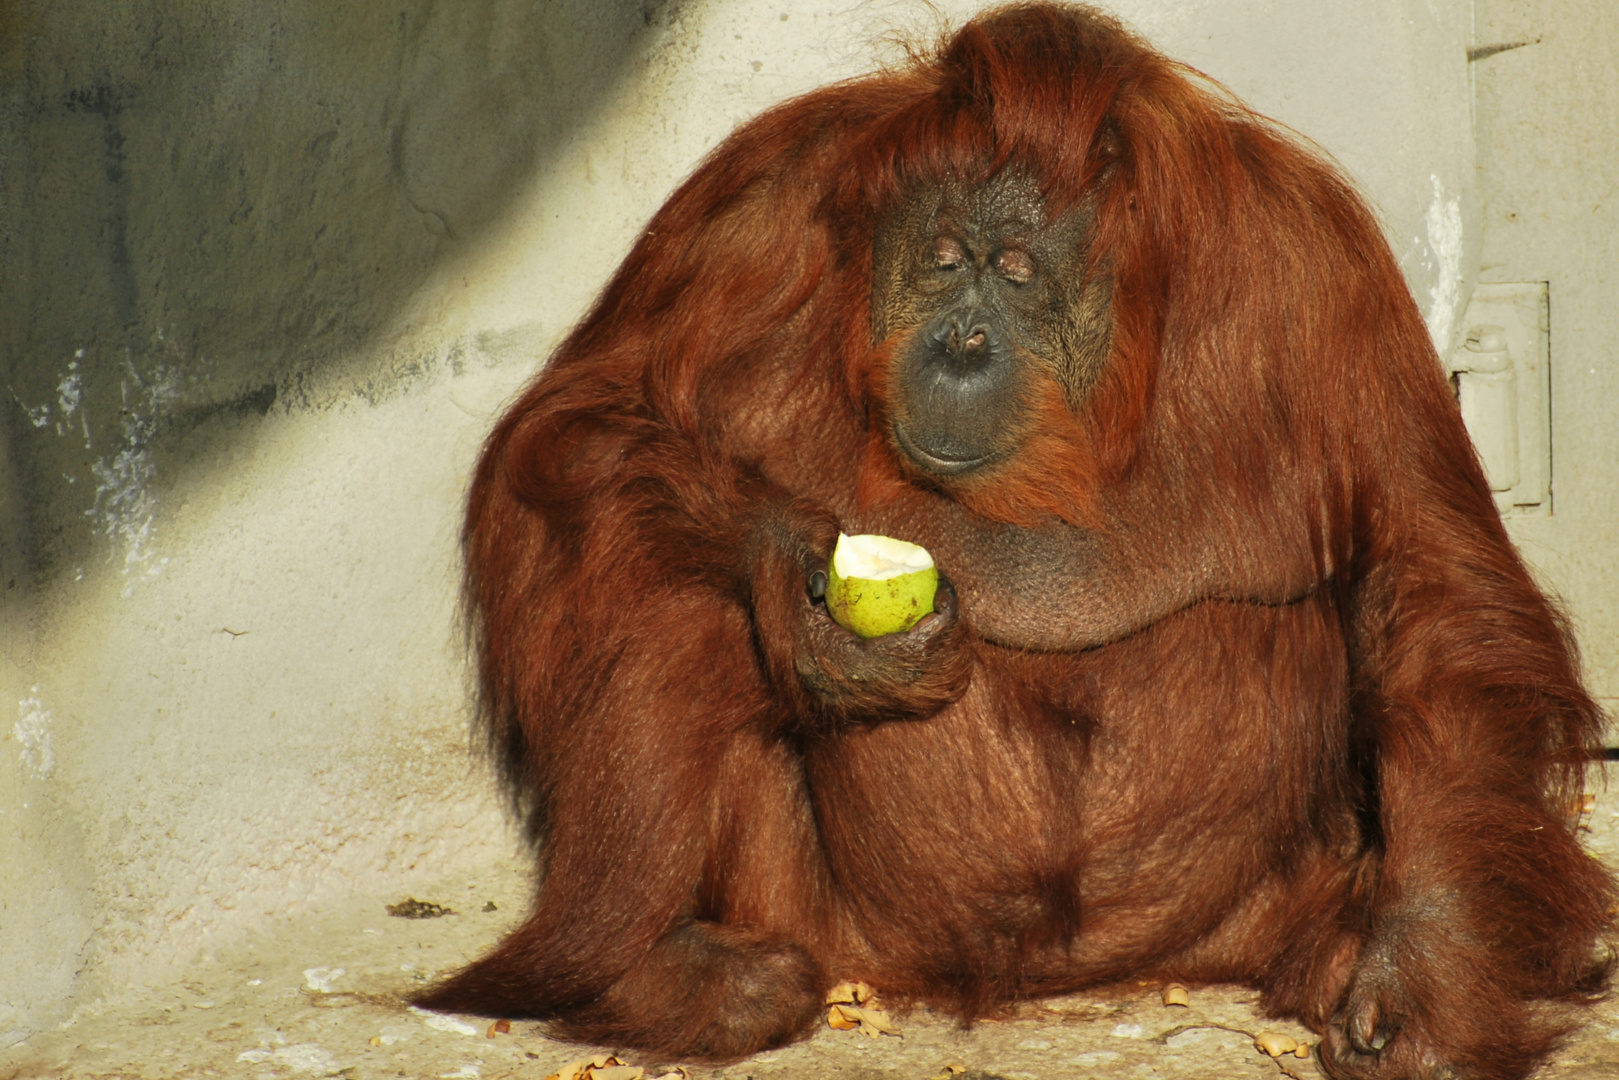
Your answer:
0;0;671;596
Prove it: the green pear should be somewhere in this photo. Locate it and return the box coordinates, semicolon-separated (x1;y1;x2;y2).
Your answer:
825;532;939;639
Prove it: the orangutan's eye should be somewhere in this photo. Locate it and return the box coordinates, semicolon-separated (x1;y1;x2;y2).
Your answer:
996;248;1035;284
933;236;967;270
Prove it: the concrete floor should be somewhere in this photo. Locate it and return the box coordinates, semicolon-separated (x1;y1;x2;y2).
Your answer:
7;770;1619;1080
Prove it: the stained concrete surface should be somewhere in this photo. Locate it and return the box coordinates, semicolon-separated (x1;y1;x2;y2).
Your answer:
5;769;1619;1080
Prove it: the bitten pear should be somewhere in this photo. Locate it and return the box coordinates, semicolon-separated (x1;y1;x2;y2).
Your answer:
825;533;938;638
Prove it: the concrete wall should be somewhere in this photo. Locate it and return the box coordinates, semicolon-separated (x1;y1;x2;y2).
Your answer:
4;0;1609;1049
1473;0;1619;714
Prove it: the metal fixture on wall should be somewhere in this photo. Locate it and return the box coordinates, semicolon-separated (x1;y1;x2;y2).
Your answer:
1445;283;1552;514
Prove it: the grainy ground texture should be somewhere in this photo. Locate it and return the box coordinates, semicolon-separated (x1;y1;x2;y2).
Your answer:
7;775;1619;1080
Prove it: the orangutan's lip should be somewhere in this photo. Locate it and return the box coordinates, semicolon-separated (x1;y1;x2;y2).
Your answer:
892;423;991;476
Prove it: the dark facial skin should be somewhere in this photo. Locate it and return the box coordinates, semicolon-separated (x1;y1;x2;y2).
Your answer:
859;174;1319;653
871;174;1112;478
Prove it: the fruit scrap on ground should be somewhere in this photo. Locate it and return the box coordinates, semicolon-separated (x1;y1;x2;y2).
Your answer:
825;980;900;1037
1255;1031;1310;1058
544;1056;687;1080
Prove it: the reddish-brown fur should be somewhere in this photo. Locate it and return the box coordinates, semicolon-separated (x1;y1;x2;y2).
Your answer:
415;6;1614;1077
